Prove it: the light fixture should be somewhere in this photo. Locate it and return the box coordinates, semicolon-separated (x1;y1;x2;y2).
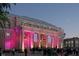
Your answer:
6;32;10;37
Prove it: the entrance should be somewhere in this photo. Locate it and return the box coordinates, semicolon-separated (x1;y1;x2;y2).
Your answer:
22;30;33;49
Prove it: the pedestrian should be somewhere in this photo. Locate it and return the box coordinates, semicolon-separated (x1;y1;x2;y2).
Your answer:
0;48;1;56
12;49;15;56
24;49;27;56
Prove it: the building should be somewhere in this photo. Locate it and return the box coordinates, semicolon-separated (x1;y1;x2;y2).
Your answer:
63;37;79;48
0;14;65;52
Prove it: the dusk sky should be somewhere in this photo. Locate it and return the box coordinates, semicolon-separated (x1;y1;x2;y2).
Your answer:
10;3;79;38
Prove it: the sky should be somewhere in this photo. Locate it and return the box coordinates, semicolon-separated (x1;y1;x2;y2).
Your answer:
9;3;79;38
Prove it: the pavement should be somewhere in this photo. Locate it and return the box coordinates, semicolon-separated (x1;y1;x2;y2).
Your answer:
0;50;43;56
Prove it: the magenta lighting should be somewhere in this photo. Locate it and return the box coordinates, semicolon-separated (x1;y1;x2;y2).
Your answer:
0;14;65;51
5;28;17;49
23;30;33;49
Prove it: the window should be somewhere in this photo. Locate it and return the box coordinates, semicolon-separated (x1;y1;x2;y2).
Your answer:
33;33;38;42
65;41;68;47
68;41;71;47
71;41;74;47
24;32;27;39
75;40;78;44
47;35;52;43
75;40;79;47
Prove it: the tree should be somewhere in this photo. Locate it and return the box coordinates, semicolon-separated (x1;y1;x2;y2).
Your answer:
0;3;15;55
0;3;15;28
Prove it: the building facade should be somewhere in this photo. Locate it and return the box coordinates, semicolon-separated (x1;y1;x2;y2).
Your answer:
0;14;65;51
63;37;79;48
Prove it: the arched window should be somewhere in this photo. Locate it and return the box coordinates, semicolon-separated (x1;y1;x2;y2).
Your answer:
33;33;38;42
47;35;52;43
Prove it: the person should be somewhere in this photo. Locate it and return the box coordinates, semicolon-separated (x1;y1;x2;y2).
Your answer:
76;48;78;56
24;49;27;56
0;48;1;56
43;48;47;56
12;49;15;56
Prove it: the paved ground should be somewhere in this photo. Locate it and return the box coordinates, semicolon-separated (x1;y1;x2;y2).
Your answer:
1;52;25;56
0;51;43;56
1;50;79;56
27;51;43;56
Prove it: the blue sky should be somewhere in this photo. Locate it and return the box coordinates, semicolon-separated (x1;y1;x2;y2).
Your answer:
10;3;79;38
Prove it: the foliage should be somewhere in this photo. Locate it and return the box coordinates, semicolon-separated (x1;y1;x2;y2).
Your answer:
0;3;15;28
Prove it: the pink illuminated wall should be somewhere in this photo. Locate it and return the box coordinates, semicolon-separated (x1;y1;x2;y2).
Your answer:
4;27;63;50
5;29;17;49
52;32;62;48
4;27;21;50
52;33;58;48
23;30;33;49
